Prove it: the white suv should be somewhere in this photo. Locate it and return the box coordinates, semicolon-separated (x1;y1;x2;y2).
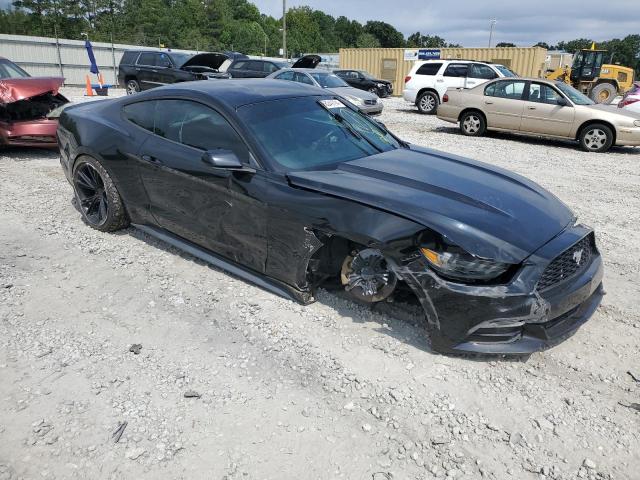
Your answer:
403;60;517;114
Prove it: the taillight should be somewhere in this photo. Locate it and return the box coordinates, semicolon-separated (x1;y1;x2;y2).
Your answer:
618;97;640;108
404;75;411;83
443;94;449;102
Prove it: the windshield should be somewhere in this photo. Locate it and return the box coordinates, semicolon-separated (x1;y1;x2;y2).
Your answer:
555;82;595;105
238;96;401;171
359;71;375;80
494;65;517;77
168;53;192;67
0;59;30;79
310;72;348;88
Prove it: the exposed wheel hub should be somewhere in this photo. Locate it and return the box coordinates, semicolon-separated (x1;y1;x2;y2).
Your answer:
340;249;397;303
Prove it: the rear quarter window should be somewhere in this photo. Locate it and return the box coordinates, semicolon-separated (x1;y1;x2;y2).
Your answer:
122;101;156;132
120;51;139;66
415;63;442;76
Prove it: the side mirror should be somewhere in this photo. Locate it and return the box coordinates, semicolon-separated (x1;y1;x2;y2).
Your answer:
556;97;569;107
201;149;254;172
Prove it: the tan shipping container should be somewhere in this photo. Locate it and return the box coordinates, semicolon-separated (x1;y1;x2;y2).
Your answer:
339;47;547;96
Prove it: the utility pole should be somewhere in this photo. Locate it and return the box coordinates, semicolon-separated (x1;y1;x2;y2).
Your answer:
282;0;287;59
488;18;497;48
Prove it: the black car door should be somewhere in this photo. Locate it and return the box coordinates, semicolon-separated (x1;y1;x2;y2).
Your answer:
135;52;159;90
129;98;268;273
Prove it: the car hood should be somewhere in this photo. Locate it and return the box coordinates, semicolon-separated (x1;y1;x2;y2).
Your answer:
180;53;230;71
287;146;574;263
291;55;321;69
586;103;640;119
0;77;64;103
328;86;377;100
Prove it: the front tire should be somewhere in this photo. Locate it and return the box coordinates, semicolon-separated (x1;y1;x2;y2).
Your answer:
579;123;613;153
590;83;616;104
126;79;141;95
416;91;439;114
72;156;130;232
459;111;486;136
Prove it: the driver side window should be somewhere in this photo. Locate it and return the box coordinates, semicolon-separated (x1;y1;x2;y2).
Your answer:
529;83;563;104
293;72;314;85
485;80;526;100
157;53;172;68
153;100;250;163
275;71;295;81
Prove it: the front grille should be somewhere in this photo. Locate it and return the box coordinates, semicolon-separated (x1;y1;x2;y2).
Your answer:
537;234;595;291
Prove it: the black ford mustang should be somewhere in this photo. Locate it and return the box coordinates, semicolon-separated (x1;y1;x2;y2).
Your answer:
57;79;604;354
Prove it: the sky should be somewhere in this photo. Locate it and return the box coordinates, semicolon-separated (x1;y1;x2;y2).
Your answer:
254;0;640;47
1;0;637;47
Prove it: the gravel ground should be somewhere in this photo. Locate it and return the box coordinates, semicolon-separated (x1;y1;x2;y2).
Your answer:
0;88;639;480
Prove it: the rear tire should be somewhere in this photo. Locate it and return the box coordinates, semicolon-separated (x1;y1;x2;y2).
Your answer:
72;156;130;232
416;91;439;114
590;83;616;104
126;79;141;95
459;111;486;137
579;123;613;153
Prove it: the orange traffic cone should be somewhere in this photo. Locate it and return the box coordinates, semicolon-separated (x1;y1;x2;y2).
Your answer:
85;75;93;96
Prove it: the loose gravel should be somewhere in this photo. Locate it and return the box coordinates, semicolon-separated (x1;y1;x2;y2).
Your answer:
0;88;639;480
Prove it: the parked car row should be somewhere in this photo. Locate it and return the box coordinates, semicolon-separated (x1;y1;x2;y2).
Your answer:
118;50;382;115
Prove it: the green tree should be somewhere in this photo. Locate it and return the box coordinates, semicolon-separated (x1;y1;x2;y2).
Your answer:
495;42;516;47
406;32;459;48
355;32;379;48
556;39;594;53
363;20;404;47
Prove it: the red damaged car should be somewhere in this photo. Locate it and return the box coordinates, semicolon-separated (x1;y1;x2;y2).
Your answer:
0;57;69;148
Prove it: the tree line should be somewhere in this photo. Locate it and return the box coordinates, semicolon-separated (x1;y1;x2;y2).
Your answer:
0;0;456;55
0;0;638;72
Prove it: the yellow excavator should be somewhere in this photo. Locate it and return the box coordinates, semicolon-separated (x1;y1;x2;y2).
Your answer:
546;43;635;104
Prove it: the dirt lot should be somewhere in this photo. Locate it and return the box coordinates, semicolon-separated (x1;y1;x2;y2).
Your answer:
1;88;639;480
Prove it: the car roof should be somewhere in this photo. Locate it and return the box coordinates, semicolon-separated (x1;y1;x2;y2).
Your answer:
277;68;332;73
146;79;325;109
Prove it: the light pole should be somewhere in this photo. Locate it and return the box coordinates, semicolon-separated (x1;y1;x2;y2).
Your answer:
282;0;287;59
488;18;497;48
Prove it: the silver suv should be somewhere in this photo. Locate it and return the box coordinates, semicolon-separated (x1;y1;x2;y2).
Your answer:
403;60;517;114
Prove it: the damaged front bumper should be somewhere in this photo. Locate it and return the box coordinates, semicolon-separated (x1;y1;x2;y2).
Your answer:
394;224;604;354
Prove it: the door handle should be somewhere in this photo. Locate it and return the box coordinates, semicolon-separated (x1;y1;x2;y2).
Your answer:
436;79;444;83
151;69;158;73
527;106;536;110
484;100;494;104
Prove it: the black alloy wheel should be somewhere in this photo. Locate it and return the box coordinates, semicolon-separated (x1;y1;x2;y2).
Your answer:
75;163;108;226
72;156;130;232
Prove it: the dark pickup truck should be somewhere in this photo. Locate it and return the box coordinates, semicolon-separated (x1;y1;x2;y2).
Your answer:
118;50;245;94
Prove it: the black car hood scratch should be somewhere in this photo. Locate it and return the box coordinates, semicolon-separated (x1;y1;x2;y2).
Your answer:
287;146;574;264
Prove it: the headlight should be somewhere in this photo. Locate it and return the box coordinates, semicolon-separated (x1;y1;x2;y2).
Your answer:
420;245;511;282
376;83;385;88
634;120;640;127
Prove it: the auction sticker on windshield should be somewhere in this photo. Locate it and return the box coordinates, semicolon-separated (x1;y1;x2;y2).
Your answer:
319;99;346;109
